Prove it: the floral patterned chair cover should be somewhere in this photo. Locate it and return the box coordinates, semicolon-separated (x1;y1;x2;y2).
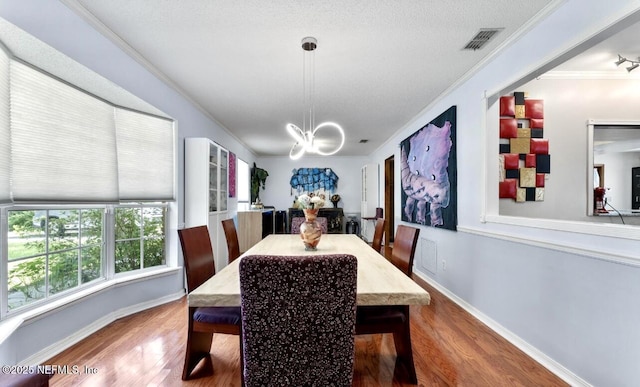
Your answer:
239;254;358;387
290;216;328;234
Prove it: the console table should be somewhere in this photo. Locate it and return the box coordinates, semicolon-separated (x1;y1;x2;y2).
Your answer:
288;208;344;233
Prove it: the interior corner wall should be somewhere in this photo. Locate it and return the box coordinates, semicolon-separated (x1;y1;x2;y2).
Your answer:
370;1;640;386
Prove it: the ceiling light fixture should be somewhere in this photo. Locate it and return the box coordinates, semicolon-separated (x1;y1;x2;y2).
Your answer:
286;37;345;160
614;54;640;72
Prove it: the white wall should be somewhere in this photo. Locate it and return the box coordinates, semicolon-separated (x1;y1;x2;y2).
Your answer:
370;1;640;386
255;155;371;222
499;78;640;223
0;0;256;365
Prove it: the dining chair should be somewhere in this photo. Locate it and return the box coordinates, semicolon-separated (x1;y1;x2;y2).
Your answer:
221;218;241;262
355;224;420;383
178;225;242;381
389;224;420;277
371;217;386;254
290;216;328;234
290;216;304;234
239;254;358;387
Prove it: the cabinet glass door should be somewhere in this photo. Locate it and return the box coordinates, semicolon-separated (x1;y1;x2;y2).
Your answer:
219;149;228;211
209;144;219;212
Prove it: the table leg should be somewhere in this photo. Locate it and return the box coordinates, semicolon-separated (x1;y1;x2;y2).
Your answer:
182;313;214;380
392;305;417;384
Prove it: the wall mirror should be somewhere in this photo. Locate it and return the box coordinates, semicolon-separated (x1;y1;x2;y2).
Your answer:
587;121;640;218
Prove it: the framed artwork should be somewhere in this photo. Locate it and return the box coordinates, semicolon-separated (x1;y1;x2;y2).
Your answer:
229;151;236;198
289;168;338;195
400;106;457;230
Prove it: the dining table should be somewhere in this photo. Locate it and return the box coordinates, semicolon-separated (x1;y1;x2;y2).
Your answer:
188;233;431;382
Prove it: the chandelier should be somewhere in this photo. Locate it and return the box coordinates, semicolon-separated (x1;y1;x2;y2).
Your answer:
286;37;345;160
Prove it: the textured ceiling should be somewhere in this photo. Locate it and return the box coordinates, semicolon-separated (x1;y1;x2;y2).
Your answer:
64;0;558;157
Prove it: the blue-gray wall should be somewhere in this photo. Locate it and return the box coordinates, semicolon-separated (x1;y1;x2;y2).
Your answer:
369;1;640;386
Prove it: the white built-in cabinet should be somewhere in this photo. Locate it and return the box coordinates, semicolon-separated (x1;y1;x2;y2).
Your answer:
361;163;379;241
185;138;229;271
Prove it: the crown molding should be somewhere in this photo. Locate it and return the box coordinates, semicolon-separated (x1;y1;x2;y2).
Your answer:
540;70;640;80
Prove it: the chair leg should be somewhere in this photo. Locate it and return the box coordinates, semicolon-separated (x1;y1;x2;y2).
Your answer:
239;331;245;387
182;330;214;380
391;306;417;384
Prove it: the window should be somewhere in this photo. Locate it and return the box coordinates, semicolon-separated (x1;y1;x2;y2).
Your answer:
0;25;174;319
114;205;166;273
237;158;250;210
7;208;104;311
4;204;167;315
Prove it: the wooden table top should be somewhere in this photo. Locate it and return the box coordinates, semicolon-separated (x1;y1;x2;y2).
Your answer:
188;234;431;307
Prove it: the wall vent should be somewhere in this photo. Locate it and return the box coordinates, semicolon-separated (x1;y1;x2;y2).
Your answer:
463;28;503;51
419;238;437;275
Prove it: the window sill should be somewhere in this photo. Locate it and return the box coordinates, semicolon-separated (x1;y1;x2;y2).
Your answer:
0;266;182;346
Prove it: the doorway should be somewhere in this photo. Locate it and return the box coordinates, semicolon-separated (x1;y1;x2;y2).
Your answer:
384;155;394;243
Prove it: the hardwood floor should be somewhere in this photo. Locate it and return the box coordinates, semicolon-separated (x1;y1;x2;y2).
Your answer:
46;248;568;386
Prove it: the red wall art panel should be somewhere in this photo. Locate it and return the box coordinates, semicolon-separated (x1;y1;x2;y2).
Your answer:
498;92;550;202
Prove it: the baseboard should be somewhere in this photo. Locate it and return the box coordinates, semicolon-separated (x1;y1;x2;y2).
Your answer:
19;291;185;366
413;273;592;387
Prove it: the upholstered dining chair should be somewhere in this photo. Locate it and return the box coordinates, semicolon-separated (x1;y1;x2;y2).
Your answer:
178;225;242;381
239;254;358;387
221;218;241;263
371;218;386;254
290;216;328;234
355;224;420;383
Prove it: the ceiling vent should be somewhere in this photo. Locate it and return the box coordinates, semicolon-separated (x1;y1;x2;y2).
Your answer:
463;28;503;51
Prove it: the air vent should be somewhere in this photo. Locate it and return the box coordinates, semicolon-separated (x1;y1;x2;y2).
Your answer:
463;28;503;51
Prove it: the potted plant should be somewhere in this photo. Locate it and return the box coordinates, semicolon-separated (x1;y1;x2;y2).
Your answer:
250;163;269;204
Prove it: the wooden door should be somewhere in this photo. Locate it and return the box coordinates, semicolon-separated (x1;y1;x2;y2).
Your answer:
384;156;394;243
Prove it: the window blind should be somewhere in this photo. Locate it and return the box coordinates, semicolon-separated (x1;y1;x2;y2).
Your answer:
10;61;119;202
115;109;175;201
0;48;9;203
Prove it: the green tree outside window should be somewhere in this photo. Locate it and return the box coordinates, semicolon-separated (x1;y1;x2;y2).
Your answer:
6;205;165;311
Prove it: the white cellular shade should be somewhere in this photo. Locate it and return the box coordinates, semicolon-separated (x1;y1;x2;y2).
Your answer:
115;108;174;201
10;61;119;202
0;49;9;203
